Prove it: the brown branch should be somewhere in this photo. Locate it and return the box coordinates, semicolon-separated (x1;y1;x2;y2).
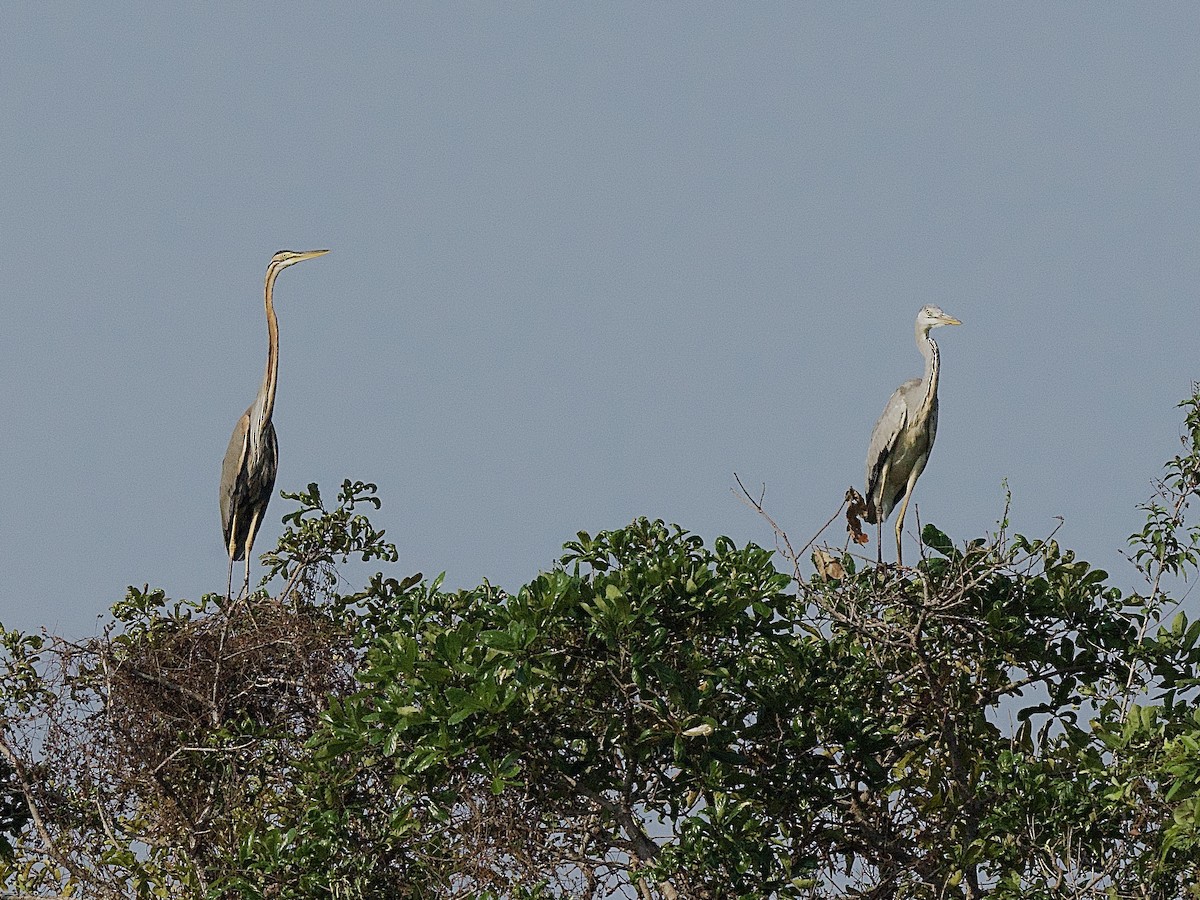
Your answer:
734;473;847;586
558;773;680;900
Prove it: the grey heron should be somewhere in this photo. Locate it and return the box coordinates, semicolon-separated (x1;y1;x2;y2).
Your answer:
220;249;329;599
863;305;961;566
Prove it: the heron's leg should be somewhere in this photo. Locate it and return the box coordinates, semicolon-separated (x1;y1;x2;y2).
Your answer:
240;529;253;598
241;507;264;599
871;462;892;569
893;469;923;567
227;555;235;603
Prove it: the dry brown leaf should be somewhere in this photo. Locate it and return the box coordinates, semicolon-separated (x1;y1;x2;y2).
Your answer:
845;486;870;545
812;548;846;580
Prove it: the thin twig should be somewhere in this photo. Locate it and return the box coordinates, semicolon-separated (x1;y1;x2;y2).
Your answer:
733;473;846;585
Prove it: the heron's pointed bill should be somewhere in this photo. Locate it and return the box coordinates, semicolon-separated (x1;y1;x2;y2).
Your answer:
295;249;330;262
940;314;962;326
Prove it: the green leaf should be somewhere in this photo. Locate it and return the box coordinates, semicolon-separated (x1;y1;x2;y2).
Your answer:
920;524;955;558
480;630;518;652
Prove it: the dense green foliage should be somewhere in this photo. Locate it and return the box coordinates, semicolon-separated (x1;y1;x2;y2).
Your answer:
7;395;1200;898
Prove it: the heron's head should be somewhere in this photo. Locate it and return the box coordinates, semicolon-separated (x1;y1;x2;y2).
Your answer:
917;305;962;330
269;249;330;270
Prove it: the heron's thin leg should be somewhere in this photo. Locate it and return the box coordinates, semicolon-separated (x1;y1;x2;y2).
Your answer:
241;507;264;601
876;518;883;567
893;469;922;567
227;556;235;603
895;486;914;565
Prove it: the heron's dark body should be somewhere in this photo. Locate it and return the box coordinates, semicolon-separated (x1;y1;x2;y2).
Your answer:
220;412;278;562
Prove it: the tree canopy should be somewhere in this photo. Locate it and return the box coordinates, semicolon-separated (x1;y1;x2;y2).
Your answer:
6;395;1200;899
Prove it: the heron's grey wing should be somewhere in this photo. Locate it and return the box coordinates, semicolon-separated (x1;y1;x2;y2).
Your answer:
220;410;252;555
864;382;915;519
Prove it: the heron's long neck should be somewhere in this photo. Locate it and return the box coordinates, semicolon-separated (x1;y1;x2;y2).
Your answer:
249;263;282;444
917;323;940;412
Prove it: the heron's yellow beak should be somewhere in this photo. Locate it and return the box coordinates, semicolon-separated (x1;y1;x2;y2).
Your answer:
296;249;330;261
942;315;962;326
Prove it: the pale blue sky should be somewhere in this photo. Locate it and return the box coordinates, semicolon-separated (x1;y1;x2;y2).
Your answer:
2;5;1198;636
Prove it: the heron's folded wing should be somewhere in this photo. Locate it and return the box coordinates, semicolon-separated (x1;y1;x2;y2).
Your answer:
220;411;252;550
865;387;909;506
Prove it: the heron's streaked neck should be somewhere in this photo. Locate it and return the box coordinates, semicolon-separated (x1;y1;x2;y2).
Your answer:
249;262;283;446
916;322;940;408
